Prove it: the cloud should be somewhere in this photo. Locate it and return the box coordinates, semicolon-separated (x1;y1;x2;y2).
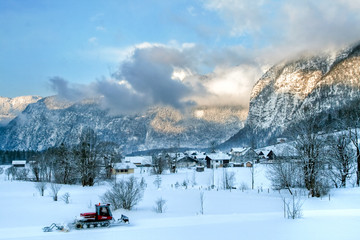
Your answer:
50;44;206;114
204;0;360;61
111;45;198;111
49;77;90;101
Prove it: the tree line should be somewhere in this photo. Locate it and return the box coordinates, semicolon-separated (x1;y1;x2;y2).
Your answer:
269;115;360;197
5;127;122;186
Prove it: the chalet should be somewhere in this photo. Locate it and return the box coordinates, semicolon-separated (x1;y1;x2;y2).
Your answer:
257;150;276;161
205;152;231;168
112;162;136;175
124;156;152;167
176;156;199;168
12;160;26;168
230;147;259;164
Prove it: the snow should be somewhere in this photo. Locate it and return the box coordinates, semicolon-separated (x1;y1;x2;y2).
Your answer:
1;165;360;240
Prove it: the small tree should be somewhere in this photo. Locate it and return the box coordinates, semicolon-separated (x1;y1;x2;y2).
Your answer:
325;134;355;188
283;194;304;219
267;160;300;195
152;154;168;175
222;169;236;189
35;181;47;196
199;191;205;215
61;192;71;204
6;166;17;180
154;197;167;213
50;183;62;201
153;175;162;189
102;176;144;210
15;168;29;181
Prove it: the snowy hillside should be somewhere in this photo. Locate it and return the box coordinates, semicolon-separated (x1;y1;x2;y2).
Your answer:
0;96;246;153
0;95;42;125
248;43;360;133
1;166;360;240
224;43;360;148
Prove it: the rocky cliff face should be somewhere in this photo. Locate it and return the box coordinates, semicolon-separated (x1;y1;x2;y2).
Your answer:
0;96;42;125
244;43;360;143
0;96;246;153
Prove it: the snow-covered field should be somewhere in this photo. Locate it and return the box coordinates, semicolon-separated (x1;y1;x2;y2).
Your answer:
1;165;360;240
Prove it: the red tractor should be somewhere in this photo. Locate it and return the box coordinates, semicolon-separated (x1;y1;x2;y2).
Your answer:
74;203;129;229
43;203;129;232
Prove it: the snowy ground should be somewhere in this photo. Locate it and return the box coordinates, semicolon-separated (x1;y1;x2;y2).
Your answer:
1;165;360;240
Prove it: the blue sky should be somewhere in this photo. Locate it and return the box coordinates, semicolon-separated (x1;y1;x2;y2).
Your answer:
0;0;226;97
1;0;360;110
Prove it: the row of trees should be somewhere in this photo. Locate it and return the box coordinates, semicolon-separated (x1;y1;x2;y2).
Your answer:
269;117;359;197
20;127;121;186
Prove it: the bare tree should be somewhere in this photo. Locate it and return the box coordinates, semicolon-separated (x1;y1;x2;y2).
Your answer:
222;168;236;189
50;183;62;201
101;176;144;210
76;128;101;186
61;192;71;204
199;191;205;215
53;143;77;184
152;153;168;175
153;175;162;189
154;197;167;213
267;160;301;195
295;118;327;197
35;181;47;196
325;133;355;188
283;194;304;219
5;166;17;180
349;127;360;186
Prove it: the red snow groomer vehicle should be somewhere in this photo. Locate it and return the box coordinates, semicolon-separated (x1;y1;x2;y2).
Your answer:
74;203;129;229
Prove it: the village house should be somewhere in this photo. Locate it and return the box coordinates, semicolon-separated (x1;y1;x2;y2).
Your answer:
124;156;152;167
112;162;137;175
205;152;231;168
230;147;259;165
12;160;26;168
176;156;200;168
257;150;276;162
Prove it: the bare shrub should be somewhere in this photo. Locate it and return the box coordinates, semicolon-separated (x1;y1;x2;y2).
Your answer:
50;183;62;201
223;169;236;189
199;191;205;215
153;175;162;189
239;182;249;192
61;192;70;204
283;195;304;219
154;197;167;213
35;181;47;196
101;176;144;210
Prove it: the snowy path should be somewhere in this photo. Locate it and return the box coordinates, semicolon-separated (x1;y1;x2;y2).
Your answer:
1;209;360;240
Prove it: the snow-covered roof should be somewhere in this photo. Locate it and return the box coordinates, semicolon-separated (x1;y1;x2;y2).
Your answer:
256;142;298;157
231;147;247;153
206;152;231;161
113;162;137;169
124;156;152;165
12;160;26;165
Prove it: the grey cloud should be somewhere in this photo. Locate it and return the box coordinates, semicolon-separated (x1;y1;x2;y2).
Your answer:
49;46;203;114
205;0;360;64
112;46;198;111
49;77;89;101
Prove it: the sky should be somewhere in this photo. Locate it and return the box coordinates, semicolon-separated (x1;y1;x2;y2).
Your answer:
1;0;360;112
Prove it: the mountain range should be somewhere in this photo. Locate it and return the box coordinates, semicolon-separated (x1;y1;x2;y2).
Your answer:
2;42;360;153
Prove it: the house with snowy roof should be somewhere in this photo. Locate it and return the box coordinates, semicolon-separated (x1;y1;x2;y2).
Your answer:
230;147;259;165
12;160;26;168
205;152;231;168
112;162;137;175
124;156;152;167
